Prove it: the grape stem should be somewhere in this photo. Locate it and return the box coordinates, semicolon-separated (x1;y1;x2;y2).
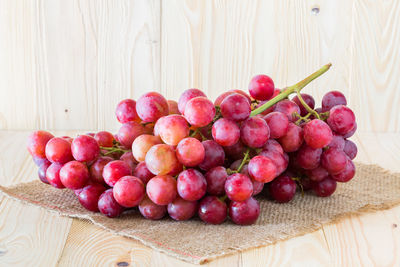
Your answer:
100;146;130;155
295;90;320;119
250;63;332;117
236;148;251;173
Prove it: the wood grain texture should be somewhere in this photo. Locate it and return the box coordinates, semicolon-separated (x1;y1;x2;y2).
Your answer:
0;0;160;131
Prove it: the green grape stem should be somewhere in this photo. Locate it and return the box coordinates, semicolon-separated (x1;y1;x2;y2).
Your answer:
250;63;332;117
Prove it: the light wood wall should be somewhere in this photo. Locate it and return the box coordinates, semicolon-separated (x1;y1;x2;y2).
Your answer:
0;0;399;133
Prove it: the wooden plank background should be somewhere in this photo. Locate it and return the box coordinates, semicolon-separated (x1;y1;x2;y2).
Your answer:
0;0;399;132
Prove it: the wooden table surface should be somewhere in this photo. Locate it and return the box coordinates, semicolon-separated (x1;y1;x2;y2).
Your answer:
0;130;399;267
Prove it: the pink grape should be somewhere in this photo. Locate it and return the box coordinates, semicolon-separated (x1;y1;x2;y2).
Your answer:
78;184;106;212
27;130;54;159
136;92;169;122
94;131;115;147
115;99;140;123
120;151;137;172
46;163;65;189
248;155;277;183
38;161;51;184
248;74;275;101
139;196;167;220
292;93;315;116
102;160;132;187
177;169;207;201
305;166;329;182
274;100;300;122
154;115;190;146
212;118;240;146
321;147;347;175
90;156;113;185
240;117;270;148
263;112;289;139
131;134;162;162
45;137;73;164
184;97;216;127
176;137;205;167
113;176;145;207
146;175;177;205
71;135;100;162
98;189;124;218
167;100;180;115
220;93;251;122
229;197;260;225
117;121;146;149
132;162;154;184
198;196;227;224
178;88;206;115
343;140;357;160
262;139;284;154
60;161;90;189
225;173;253;202
303;119;333;149
332;158;355;182
205;166;228;196
145;144;180;175
167;197;198;221
327;105;356;135
278;123;303;152
198;140;225;171
322;91;347;112
296;145;322;170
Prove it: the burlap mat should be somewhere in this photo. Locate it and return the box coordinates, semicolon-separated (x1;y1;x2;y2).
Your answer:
1;162;399;264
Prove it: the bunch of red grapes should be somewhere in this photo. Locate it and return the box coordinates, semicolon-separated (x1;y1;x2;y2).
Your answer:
27;64;357;225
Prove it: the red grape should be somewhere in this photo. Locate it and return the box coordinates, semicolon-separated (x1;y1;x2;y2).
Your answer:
90;156;113;185
223;140;247;160
139;196;167;220
177;169;207;201
220;93;251;122
198;140;225;171
296;145;322;170
184;97;216;127
251;177;264;196
269;174;297;203
154;115;190;146
262;139;284;154
27;130;54;159
132;161;154;184
94;131;115;147
263;112;289;139
321;147;347;175
113;176;145;207
343;122;357;138
45;137;73;164
117;121;146;149
259;150;289;175
278;123;303;152
146;175;177;205
178;88;206;115
332;158;355;182
303;119;333;149
214;91;235;106
248;74;275;101
322;91;347;112
205;166;228;196
98;189;124;218
328;133;345;150
78;184;106;212
274;100;300;122
116;99;140;123
240;117;270;148
167;100;180;115
327;105;356;135
176;137;205;167
198;196;227;224
292;93;315;116
46;163;65;189
131;134;162;162
343;139;357;160
33;157;50;167
305;166;329;182
212;118;240;146
167;197;198;221
71;135;100;162
145;144;180;175
102;160;132;187
120;151;137;171
229;197;260;225
312;177;337;197
136;92;169;122
225;173;253;202
60;161;90;189
248;155;277;183
38;161;51;184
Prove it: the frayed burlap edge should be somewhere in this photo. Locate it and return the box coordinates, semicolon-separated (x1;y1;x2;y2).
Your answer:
1;163;400;264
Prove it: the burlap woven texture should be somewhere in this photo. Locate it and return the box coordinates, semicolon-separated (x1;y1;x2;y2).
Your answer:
1;163;399;264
